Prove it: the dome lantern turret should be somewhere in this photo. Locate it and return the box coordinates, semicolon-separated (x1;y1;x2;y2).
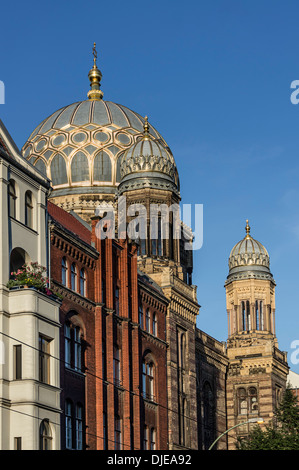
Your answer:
118;116;180;196
225;220;274;284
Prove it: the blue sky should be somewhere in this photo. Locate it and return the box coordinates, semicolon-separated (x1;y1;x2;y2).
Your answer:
1;0;299;372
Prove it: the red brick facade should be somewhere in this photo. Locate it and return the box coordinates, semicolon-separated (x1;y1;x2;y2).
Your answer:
48;203;169;450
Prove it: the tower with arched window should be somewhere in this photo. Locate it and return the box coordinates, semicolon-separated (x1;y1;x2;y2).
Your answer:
224;220;289;449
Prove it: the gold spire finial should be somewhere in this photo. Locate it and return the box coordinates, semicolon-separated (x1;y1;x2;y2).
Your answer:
143;116;150;137
87;42;103;101
245;219;251;238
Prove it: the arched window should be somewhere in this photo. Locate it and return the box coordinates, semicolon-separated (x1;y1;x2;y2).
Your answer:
8;179;16;218
64;322;83;372
152;313;157;337
35;158;47;176
142;359;154;401
79;269;86;296
246;301;251;331
180;333;186;370
203;382;214;449
238;387;248;415
65;400;73;449
260;301;264;330
62;257;68;287
75;403;83;450
64;323;71;367
71;151;89;183
145;308;150;333
94;151;112;182
71;263;77;291
74;327;82;372
40;419;52;450
10;247;28;278
25;191;33;228
241;301;246;331
249;387;258;414
255;300;259;330
50;153;68;185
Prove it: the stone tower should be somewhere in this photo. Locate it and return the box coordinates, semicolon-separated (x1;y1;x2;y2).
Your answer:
225;220;289;449
118;120;199;450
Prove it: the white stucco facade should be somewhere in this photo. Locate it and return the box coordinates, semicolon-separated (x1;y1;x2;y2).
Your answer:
0;120;61;450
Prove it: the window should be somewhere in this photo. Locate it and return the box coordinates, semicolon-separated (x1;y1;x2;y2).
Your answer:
139;303;144;329
64;324;71;367
64;322;83;372
39;335;51;384
238;387;248;415
61;257;68;287
145;308;150;333
74;327;82;372
180;334;186;370
237;387;259;416
102;338;107;381
143;426;149;450
14;437;22;450
71;263;77;291
14;344;22;380
65;400;73;449
260;301;264;330
115;286;120;316
114;416;122;450
142;360;154;401
75;404;83;450
246;301;251;331
25;190;33;228
248;387;258;414
113;345;121;386
40;420;52;450
150;428;156;450
255;300;259;330
8;180;16;218
103;412;108;450
242;301;251;331
152;313;157;337
79;269;86;296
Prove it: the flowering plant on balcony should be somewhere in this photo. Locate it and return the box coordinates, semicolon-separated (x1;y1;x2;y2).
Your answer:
7;262;62;299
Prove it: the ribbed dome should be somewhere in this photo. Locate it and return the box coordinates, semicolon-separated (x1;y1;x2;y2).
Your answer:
21;100;168;198
226;220;274;284
118;118;179;195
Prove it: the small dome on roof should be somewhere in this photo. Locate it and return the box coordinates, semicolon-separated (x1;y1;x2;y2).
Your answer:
226;220;274;284
118;117;180;195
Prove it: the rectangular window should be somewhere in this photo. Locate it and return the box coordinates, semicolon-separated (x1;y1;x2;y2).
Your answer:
103;412;108;450
74;327;82;372
76;404;83;450
65;401;72;450
143;426;148;450
115;286;120;316
64;324;71;368
114;416;122;450
39;335;51;384
113;346;121;386
14;344;22;380
150;428;156;450
14;437;22;450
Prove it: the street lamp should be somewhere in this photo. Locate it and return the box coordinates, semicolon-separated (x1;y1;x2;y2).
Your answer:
208;417;264;450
